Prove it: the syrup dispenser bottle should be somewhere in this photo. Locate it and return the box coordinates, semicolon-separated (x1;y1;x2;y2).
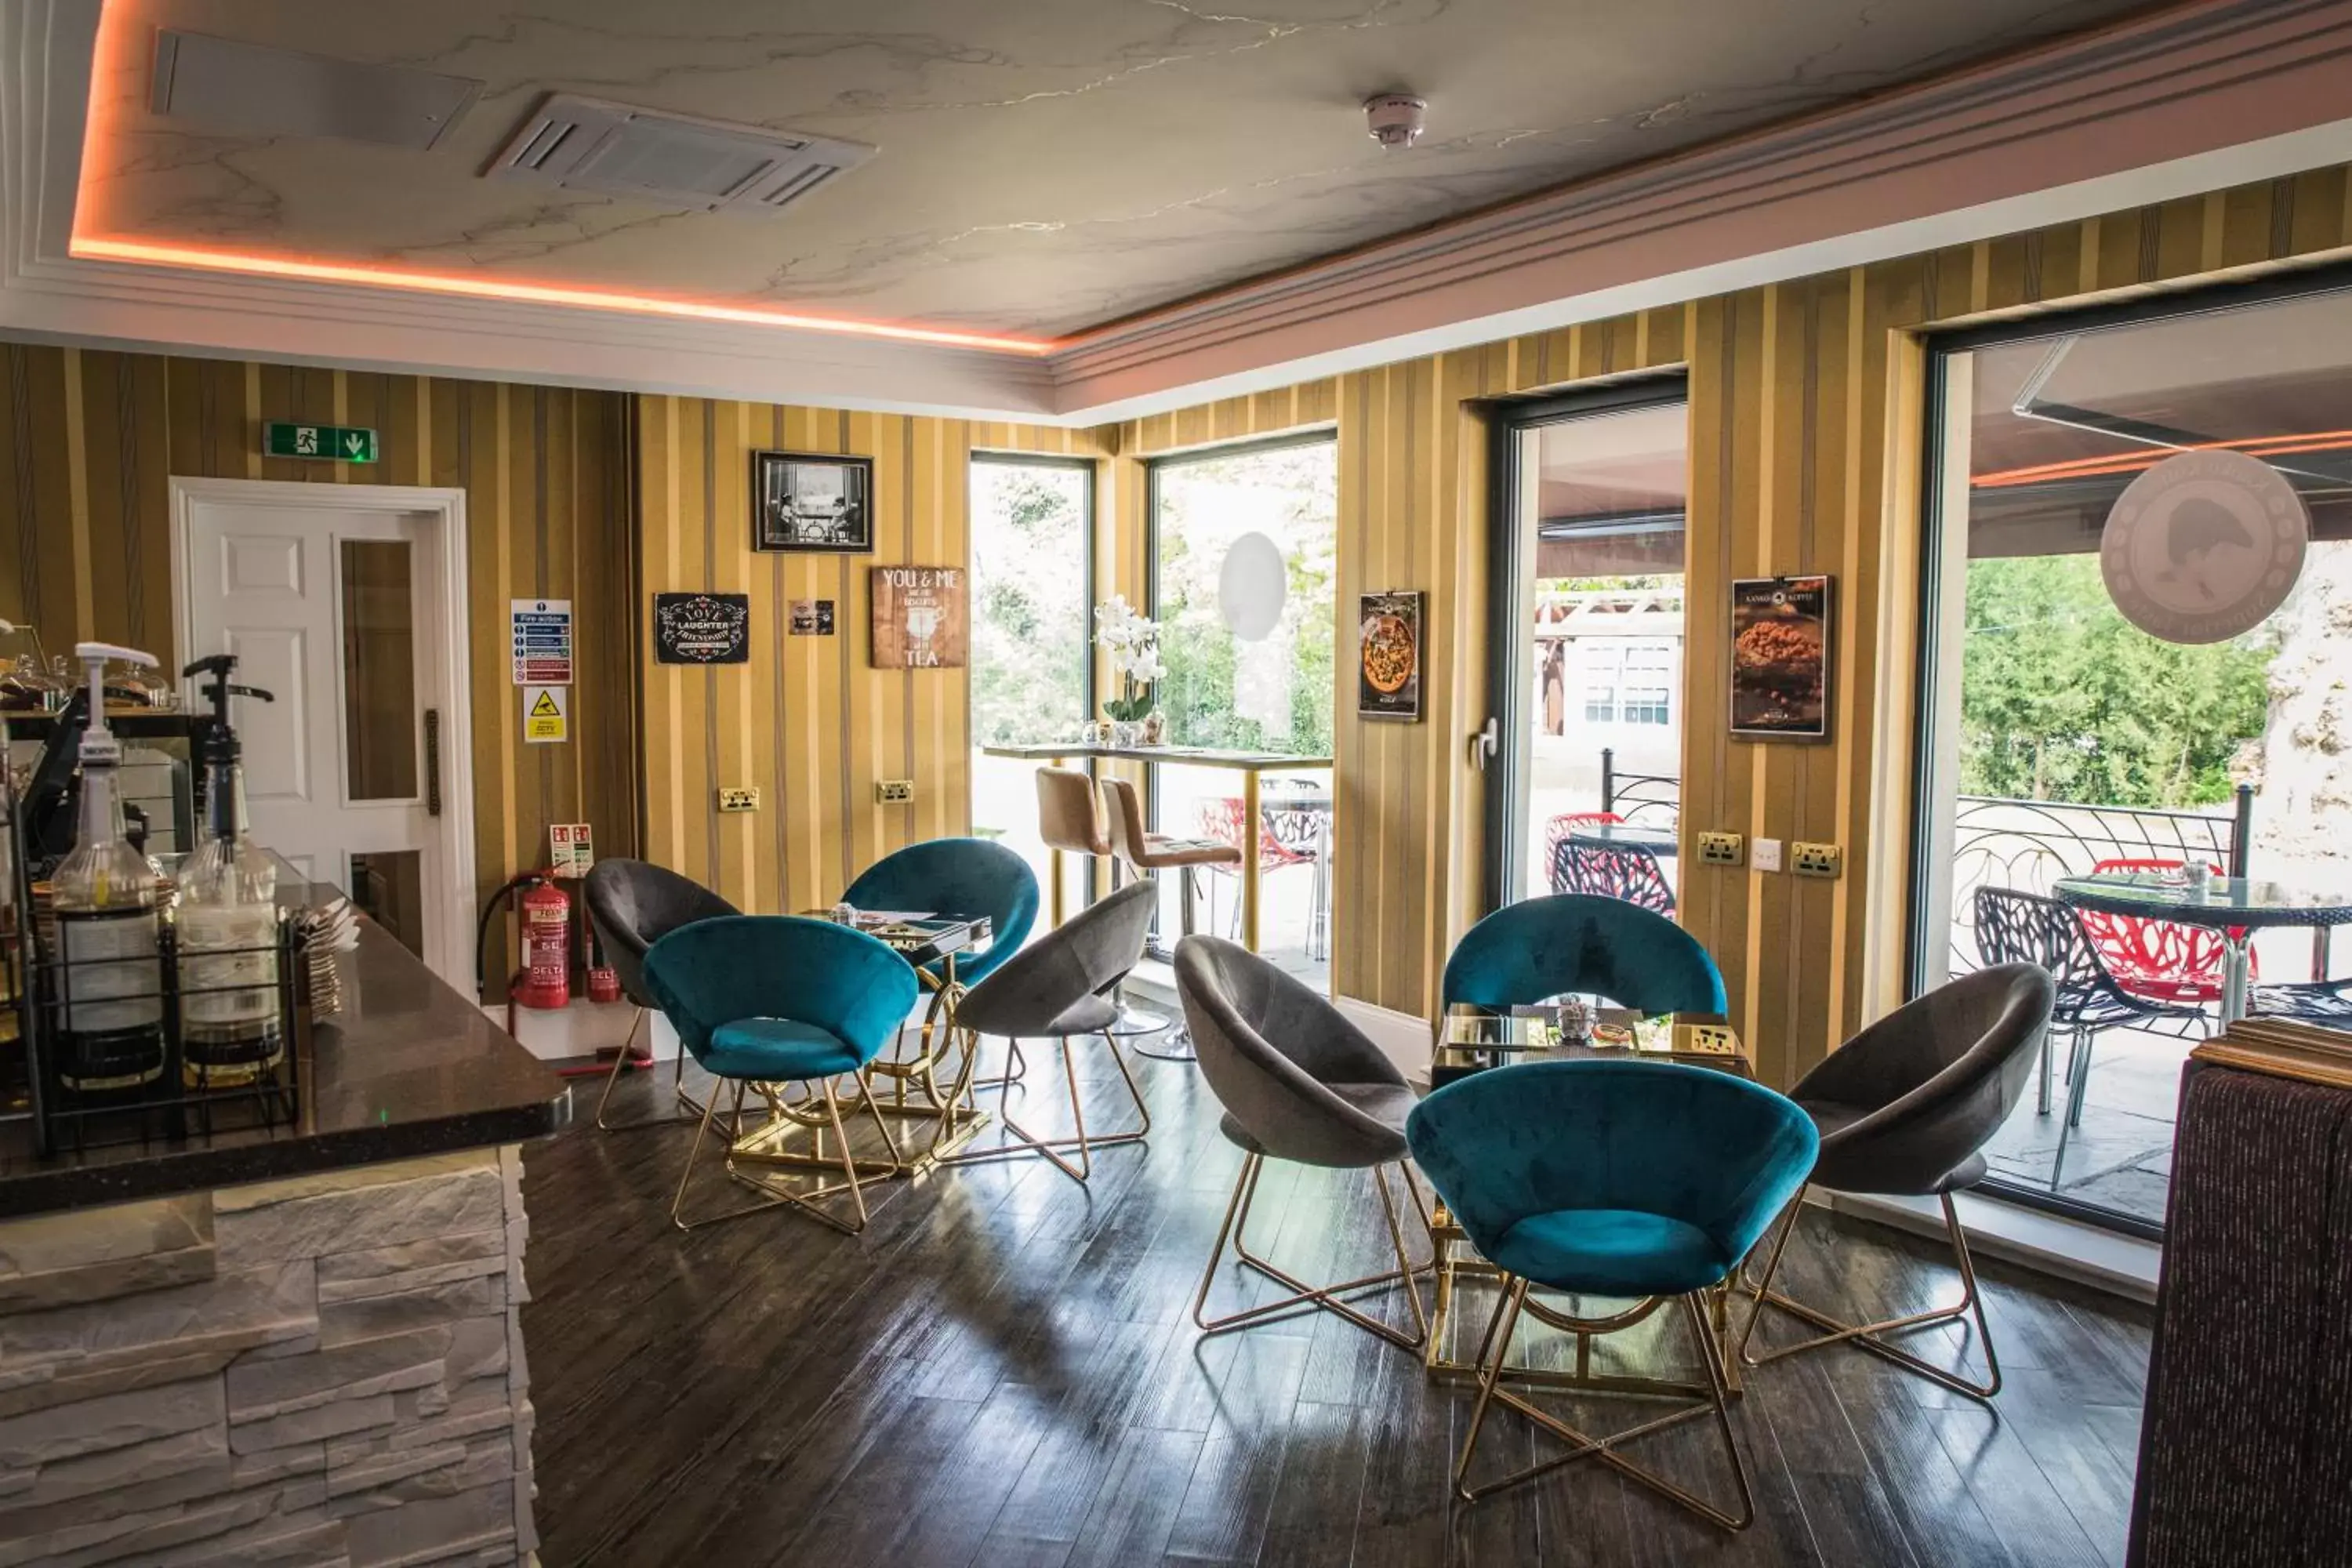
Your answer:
49;642;165;1091
175;655;281;1086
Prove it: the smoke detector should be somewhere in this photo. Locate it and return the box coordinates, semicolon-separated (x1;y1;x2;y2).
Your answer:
1364;93;1428;150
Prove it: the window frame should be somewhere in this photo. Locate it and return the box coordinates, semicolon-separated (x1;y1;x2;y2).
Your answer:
1906;257;2352;1243
969;449;1101;901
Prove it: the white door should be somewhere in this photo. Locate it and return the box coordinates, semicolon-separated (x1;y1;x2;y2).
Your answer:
174;480;473;986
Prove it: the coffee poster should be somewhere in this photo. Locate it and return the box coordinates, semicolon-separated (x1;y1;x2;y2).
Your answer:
652;592;750;665
1729;575;1831;740
789;599;836;636
869;566;967;668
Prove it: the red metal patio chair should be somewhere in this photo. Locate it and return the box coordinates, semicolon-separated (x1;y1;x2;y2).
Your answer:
2075;856;2250;1006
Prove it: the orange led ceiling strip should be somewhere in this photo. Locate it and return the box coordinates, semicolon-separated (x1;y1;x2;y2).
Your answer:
70;2;1053;357
67;238;1056;355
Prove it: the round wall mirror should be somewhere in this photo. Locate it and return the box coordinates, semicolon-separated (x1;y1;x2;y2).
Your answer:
1218;532;1288;642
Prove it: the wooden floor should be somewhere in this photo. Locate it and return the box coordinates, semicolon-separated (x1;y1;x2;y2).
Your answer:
521;1038;2154;1567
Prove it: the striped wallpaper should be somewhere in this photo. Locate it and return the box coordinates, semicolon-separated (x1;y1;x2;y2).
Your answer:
0;350;637;994
633;399;1112;916
1112;162;2352;1089
6;158;2350;1082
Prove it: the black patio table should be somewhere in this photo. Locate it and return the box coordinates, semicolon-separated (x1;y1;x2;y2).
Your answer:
2053;872;2352;1025
1566;823;1679;857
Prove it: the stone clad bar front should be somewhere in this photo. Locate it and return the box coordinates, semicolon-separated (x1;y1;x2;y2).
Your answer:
0;924;564;1566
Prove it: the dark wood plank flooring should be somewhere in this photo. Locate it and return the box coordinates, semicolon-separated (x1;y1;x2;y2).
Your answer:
521;1040;2152;1567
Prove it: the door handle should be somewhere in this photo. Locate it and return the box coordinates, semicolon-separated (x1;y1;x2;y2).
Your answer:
424;708;442;816
1468;717;1499;772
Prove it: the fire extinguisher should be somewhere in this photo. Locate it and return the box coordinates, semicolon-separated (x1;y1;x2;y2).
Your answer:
475;872;572;1018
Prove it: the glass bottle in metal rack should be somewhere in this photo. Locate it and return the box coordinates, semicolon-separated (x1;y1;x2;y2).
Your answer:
175;655;281;1087
49;642;165;1091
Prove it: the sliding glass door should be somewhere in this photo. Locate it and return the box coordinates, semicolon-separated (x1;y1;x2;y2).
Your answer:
1483;379;1691;914
969;455;1094;913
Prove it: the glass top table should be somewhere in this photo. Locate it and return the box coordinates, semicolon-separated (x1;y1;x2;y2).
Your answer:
1432;1005;1744;1087
1565;824;1678;857
2054;871;2352;1022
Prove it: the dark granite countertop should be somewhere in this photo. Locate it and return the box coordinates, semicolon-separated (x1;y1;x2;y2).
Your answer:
0;915;569;1218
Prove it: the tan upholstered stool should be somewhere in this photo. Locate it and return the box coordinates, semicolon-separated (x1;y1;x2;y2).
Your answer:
1099;775;1243;1062
1037;766;1166;1039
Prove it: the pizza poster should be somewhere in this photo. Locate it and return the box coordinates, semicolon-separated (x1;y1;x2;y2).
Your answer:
1357;590;1424;722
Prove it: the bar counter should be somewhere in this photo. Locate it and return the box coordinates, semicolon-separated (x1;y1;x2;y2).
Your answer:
0;916;566;1566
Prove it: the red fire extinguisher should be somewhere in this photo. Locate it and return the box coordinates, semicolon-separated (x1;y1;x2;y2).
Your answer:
475;872;572;1016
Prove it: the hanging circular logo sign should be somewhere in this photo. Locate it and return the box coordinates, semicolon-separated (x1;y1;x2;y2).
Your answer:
2100;449;2307;644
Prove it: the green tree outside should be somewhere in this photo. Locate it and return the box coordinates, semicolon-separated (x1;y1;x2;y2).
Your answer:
971;463;1089;747
1960;554;2274;808
1154;444;1338;757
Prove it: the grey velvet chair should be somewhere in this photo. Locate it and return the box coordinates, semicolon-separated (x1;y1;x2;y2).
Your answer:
1174;935;1430;1351
584;858;740;1131
939;880;1158;1184
1738;962;2055;1399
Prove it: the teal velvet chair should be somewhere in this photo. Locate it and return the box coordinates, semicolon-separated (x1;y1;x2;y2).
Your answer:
1441;893;1726;1017
642;916;920;1235
1406;1059;1817;1529
844;837;1039;989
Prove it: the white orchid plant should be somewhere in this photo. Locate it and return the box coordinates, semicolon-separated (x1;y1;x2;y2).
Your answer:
1094;593;1165;724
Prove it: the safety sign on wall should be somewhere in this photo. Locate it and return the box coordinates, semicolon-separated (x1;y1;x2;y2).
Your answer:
549;823;593;877
524;684;568;744
511;599;573;685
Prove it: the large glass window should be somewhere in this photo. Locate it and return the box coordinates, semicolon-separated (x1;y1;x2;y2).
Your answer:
1918;279;2352;1236
969;456;1093;909
1149;436;1338;987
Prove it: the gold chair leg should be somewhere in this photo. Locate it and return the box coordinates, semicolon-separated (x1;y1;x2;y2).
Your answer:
938;1030;1149;1183
673;1075;902;1234
595;1009;713;1131
1455;1280;1755;1530
1738;1188;2002;1400
1191;1152;1428;1349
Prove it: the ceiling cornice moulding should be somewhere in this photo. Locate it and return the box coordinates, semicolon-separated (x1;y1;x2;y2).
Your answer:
5;0;2352;425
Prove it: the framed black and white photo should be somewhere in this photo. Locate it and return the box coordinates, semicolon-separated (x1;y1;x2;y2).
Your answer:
753;451;873;554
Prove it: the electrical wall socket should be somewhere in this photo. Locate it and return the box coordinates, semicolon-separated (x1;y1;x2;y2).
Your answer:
717;786;759;813
1792;840;1844;878
1752;837;1783;873
1697;831;1744;867
876;779;915;804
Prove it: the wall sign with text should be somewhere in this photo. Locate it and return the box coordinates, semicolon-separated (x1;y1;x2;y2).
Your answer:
653;592;750;664
869;567;967;668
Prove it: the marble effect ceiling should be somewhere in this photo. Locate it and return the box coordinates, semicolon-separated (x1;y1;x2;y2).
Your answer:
82;0;2162;339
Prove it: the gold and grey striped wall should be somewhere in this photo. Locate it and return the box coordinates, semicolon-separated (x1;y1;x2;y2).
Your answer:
1112;164;2352;1089
633;399;1110;916
0;350;637;993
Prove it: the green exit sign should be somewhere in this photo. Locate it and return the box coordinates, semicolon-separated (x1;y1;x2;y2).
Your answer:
264;421;377;463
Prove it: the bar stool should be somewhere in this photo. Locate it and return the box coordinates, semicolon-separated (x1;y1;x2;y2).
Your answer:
1036;766;1165;1040
1099;775;1241;1062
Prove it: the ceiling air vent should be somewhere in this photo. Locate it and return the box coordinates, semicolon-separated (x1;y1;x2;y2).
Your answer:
488;94;873;216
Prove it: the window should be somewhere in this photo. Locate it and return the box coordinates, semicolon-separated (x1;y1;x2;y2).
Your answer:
1916;274;2352;1238
1581;646;1620;724
1148;435;1338;986
1621;643;1673;726
969;456;1093;910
